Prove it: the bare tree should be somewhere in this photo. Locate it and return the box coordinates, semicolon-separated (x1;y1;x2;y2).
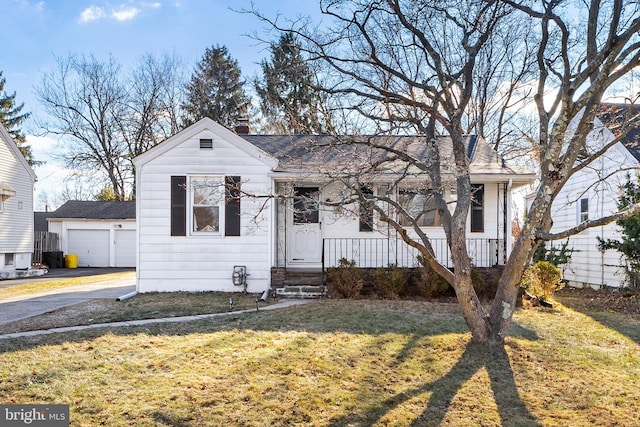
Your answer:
36;54;129;200
256;0;640;344
36;53;186;201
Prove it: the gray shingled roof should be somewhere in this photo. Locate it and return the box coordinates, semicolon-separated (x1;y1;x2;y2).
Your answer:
241;134;526;177
33;212;50;232
597;103;640;162
46;201;136;220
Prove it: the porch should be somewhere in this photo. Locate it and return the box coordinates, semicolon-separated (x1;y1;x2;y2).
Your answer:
271;237;506;298
322;237;506;270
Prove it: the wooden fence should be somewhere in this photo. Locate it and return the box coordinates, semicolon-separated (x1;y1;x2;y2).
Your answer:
33;231;60;264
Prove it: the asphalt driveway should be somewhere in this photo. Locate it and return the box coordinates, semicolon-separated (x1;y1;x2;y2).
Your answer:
0;268;136;324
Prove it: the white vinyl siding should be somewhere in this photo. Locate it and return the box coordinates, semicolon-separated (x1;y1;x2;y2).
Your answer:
550;123;640;288
135;120;275;293
0;125;36;271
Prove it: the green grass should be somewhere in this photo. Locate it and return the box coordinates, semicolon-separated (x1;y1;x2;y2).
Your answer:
1;299;639;426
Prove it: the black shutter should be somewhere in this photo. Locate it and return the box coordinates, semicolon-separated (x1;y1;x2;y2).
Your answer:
171;176;186;236
225;176;241;236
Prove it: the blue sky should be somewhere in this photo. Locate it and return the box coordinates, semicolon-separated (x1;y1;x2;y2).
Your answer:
2;0;321;208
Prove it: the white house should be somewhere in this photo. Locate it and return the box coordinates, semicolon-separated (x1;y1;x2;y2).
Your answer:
45;201;136;268
549;103;640;288
133;118;535;293
0;122;38;279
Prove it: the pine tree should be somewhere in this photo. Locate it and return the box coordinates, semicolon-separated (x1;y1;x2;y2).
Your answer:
0;71;39;166
182;45;250;129
255;33;325;134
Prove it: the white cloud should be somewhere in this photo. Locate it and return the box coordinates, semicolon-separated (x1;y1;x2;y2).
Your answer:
79;5;106;23
111;7;140;21
28;135;57;159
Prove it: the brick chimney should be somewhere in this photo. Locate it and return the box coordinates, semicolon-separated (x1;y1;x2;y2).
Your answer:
235;117;250;135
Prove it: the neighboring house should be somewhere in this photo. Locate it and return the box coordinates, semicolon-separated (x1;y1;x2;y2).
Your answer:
45;201;136;268
549;103;640;288
133;118;535;293
0;122;38;279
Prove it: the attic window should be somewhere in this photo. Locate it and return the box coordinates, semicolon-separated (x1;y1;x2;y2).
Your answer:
199;139;213;149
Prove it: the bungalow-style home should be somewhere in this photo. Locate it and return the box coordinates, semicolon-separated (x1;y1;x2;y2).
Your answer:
0;122;38;279
133;118;535;293
549;103;640;288
45;200;136;268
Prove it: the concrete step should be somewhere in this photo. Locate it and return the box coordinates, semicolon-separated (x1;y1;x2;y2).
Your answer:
276;285;326;298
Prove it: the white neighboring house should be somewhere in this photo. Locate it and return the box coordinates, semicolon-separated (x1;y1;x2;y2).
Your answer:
133;118;535;293
0;122;38;279
46;201;136;268
549;103;640;288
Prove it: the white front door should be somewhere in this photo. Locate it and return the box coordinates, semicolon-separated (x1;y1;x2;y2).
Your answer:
288;186;322;266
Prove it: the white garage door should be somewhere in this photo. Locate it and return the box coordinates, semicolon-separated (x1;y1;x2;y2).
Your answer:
68;229;110;267
114;229;136;267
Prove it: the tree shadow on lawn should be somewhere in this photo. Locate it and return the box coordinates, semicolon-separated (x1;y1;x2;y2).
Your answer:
555;296;640;345
0;301;541;425
328;340;540;427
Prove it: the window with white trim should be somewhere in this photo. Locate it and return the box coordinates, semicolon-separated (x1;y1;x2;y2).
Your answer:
399;189;440;227
579;197;589;223
191;176;224;233
470;184;484;233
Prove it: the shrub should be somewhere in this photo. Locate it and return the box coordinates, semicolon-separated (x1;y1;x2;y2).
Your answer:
327;258;364;298
373;264;409;299
471;268;489;298
520;261;564;301
415;255;451;298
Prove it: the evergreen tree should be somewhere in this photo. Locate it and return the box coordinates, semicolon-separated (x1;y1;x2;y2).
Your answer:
0;71;39;166
255;33;325;134
182;45;250;129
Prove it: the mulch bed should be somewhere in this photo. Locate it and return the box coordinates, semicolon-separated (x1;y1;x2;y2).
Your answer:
556;287;640;315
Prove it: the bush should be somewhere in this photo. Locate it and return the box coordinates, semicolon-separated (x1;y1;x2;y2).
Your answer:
415;255;451;298
373;264;409;299
327;258;364;298
520;261;564;301
471;268;489;298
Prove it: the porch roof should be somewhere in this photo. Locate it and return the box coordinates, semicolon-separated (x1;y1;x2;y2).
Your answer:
242;134;535;184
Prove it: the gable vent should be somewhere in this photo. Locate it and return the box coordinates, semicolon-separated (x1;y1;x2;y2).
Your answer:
200;138;213;149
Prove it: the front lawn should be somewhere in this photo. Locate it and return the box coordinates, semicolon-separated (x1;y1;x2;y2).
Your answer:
0;298;638;426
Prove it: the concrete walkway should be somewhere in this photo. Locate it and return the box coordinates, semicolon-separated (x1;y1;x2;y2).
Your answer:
0;299;313;340
0;275;136;324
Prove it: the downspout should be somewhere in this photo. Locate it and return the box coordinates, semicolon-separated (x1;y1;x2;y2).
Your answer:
601;178;605;288
505;179;512;264
117;290;138;301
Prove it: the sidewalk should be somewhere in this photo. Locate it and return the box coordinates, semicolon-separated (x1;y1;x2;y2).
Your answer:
0;299;313;340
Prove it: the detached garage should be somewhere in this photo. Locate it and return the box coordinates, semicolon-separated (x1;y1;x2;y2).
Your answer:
45;201;136;267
